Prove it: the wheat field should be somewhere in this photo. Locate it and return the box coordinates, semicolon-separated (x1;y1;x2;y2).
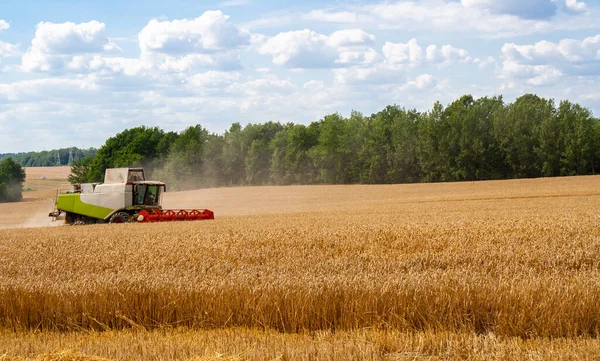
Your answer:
1;175;600;359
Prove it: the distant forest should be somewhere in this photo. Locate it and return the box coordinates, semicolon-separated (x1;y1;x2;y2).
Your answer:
0;147;97;167
66;94;600;190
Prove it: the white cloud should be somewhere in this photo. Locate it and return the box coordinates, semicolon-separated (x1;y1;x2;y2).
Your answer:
303;80;326;91
328;29;375;47
138;11;251;54
67;55;146;76
258;29;334;67
133;73;313;126
2;2;600;153
403;73;437;90
333;65;405;85
503;35;600;63
461;0;557;19
383;39;423;65
159;52;242;72
0;20;20;61
426;44;471;64
244;12;295;30
258;29;377;68
21;11;252;75
383;39;470;66
74;47;242;77
133;11;251;72
582;91;600;102
233;76;296;97
0;77;97;101
221;0;252;6
565;0;588;14
474;56;496;69
368;1;540;36
460;0;491;7
501;60;563;86
187;71;242;88
0;41;20;60
336;48;379;66
255;0;597;38
21;21;119;72
526;66;563;86
501;35;600;81
303;10;359;23
365;0;595;38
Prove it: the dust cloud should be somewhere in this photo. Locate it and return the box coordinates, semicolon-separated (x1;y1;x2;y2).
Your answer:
0;200;61;230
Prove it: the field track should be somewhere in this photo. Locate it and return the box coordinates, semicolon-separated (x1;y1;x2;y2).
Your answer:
1;171;600;360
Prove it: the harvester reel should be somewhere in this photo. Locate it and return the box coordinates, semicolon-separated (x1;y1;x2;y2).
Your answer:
109;212;130;224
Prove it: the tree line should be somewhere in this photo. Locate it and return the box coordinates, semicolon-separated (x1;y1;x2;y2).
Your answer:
0;147;97;167
0;158;25;202
69;94;600;189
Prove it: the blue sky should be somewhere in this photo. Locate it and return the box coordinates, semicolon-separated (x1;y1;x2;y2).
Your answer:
0;0;599;152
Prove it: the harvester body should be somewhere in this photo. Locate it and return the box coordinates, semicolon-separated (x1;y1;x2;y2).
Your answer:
49;168;213;224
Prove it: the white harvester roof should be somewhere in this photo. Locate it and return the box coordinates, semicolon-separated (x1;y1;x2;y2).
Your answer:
104;168;145;184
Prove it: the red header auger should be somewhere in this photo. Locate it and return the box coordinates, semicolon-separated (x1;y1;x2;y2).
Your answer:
137;209;214;223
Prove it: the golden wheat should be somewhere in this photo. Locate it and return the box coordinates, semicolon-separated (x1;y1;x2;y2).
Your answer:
1;176;600;359
2;328;600;361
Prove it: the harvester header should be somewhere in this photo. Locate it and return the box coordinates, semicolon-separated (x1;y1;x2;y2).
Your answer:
49;167;214;225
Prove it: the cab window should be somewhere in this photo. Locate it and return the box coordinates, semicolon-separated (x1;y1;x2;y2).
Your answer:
134;184;163;206
135;184;147;205
145;185;158;205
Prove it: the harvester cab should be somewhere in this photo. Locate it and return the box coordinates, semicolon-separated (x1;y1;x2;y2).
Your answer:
49;167;214;225
103;168;164;207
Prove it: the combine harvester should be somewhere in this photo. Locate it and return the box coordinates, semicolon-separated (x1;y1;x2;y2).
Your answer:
48;168;214;225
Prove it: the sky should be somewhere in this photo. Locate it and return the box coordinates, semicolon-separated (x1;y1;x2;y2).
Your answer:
0;0;599;153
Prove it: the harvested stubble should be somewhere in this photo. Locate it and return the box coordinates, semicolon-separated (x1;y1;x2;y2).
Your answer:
2;177;600;341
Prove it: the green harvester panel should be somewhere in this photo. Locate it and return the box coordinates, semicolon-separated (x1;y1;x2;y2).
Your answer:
57;194;114;220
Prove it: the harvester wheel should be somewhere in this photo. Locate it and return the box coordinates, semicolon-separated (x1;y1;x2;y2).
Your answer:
109;212;130;224
65;213;75;225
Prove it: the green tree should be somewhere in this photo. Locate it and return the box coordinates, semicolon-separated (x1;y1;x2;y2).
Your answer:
222;123;246;185
308;113;349;184
389;108;420;183
16;92;598;191
495;94;552;178
0;158;26;202
361;106;404;184
593;119;600;174
243;122;283;185
202;133;226;187
153;125;209;190
445;95;504;181
557;101;595;175
68;156;94;184
269;123;296;185
269;121;322;184
417;101;447;182
536;102;561;177
0;147;97;167
341;111;367;183
86;126;177;182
